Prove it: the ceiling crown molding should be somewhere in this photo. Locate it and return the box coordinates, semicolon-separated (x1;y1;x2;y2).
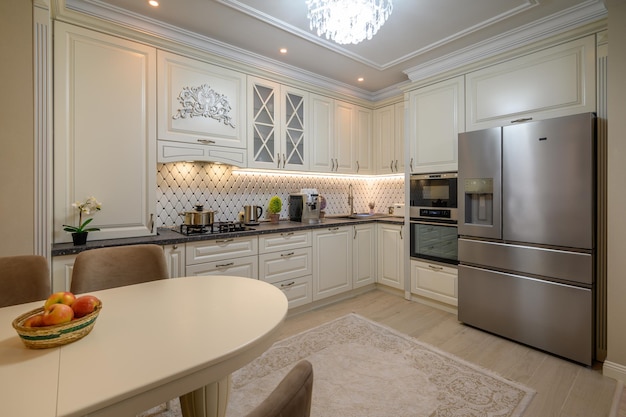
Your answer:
403;0;607;83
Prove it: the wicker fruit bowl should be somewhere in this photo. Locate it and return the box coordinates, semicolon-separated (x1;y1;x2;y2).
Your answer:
12;303;102;349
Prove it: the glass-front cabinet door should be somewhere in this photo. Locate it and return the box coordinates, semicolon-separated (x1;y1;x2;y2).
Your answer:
248;77;307;170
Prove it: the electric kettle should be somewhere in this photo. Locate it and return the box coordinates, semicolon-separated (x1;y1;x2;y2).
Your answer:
243;205;263;225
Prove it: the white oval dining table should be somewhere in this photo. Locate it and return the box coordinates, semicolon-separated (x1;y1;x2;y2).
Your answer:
0;275;288;417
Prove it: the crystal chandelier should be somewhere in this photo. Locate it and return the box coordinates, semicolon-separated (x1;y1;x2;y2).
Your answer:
306;0;393;45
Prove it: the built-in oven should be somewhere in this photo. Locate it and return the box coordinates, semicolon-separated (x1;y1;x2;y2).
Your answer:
409;172;458;265
409;172;458;220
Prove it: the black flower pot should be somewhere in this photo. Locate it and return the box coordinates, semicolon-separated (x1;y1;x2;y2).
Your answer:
71;232;88;246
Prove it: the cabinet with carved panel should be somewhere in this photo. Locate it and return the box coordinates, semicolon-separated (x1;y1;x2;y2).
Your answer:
157;50;247;163
373;102;404;174
247;77;308;170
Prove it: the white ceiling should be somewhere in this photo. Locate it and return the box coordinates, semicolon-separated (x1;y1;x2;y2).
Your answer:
66;0;606;97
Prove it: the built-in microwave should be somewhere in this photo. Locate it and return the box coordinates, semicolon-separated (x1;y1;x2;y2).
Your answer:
409;172;458;221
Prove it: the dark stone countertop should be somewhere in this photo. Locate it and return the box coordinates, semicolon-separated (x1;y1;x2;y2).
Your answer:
51;215;404;257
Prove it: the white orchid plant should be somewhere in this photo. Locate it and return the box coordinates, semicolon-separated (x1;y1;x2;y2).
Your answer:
63;196;102;233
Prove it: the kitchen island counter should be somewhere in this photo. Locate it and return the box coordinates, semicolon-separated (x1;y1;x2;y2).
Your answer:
52;216;403;257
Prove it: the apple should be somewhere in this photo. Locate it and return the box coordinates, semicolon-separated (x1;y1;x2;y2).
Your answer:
42;303;74;326
72;295;101;318
23;313;45;327
44;291;76;310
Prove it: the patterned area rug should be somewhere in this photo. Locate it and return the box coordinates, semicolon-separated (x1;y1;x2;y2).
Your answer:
139;313;535;417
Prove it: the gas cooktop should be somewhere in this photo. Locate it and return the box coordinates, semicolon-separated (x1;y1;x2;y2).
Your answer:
177;221;256;236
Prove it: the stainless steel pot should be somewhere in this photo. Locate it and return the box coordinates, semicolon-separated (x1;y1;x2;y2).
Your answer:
181;205;215;226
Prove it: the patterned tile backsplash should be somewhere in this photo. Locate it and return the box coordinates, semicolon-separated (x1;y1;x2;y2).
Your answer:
156;163;405;227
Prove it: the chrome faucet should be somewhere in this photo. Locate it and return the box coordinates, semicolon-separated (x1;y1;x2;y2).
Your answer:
348;184;354;215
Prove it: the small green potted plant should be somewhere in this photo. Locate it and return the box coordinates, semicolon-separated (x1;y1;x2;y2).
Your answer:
267;196;282;224
63;196;102;245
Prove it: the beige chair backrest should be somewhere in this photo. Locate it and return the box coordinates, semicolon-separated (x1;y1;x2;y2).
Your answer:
244;360;314;417
70;244;169;294
0;255;51;308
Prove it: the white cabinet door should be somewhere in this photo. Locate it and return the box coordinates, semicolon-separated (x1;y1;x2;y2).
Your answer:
53;23;156;243
465;35;595;131
409;76;464;174
312;226;352;300
248;77;280;169
163;244;186;278
157;50;246;148
374;104;395;174
259;247;312;284
374;103;404;174
334;100;356;173
377;223;405;290
51;255;76;293
410;259;458;306
186;237;258;265
355;106;373;174
309;93;334;172
281;85;308;170
353;224;376;288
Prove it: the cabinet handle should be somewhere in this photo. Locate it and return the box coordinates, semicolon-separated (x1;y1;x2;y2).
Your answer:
172;244;178;250
395;160;399;172
215;262;234;268
281;232;294;237
354;228;357;239
277;153;281;169
334;158;339;172
216;238;234;244
281;251;295;257
410;157;413;172
149;213;154;233
356;160;360;173
428;264;443;271
510;117;533;124
331;158;335;171
400;228;403;240
282;153;286;169
197;139;216;145
329;227;339;231
280;281;295;288
390;160;394;171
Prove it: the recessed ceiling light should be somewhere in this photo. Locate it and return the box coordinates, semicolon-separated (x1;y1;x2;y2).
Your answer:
358;77;364;82
148;0;159;7
279;48;288;54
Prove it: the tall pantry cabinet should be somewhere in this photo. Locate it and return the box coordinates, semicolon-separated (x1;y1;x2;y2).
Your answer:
53;23;156;243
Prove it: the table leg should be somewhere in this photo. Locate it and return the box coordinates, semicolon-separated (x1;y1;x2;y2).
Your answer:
180;375;231;417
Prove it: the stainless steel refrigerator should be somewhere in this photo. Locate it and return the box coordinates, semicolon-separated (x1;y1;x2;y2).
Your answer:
457;112;596;365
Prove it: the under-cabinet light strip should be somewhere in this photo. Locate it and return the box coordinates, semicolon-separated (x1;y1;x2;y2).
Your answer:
231;168;403;181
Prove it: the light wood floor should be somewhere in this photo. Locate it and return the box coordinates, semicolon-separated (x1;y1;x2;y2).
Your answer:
278;289;617;417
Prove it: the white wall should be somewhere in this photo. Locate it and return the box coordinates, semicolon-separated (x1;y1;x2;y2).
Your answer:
0;0;35;256
604;0;626;382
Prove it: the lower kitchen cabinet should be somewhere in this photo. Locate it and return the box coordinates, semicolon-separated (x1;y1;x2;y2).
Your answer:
377;223;405;290
353;224;376;288
186;255;258;279
163;244;186;278
259;231;313;309
186;237;258;279
312;226;352;300
51;255;76;293
410;259;458;306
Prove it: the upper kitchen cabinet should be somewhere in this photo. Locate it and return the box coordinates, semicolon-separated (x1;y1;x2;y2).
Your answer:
465;35;596;132
373;102;405;174
409;76;464;174
53;23;156;243
310;94;370;174
157;50;247;164
248;77;308;170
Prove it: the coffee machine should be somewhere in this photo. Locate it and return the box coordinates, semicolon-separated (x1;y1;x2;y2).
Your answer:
289;188;321;223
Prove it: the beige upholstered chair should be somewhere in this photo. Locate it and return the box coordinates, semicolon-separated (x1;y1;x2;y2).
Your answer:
244;360;314;417
70;244;169;294
0;255;51;308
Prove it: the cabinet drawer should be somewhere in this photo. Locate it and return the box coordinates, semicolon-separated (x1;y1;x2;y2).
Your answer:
272;275;312;309
259;231;311;253
411;260;458;306
186;255;258;279
186;237;257;265
259;247;312;284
